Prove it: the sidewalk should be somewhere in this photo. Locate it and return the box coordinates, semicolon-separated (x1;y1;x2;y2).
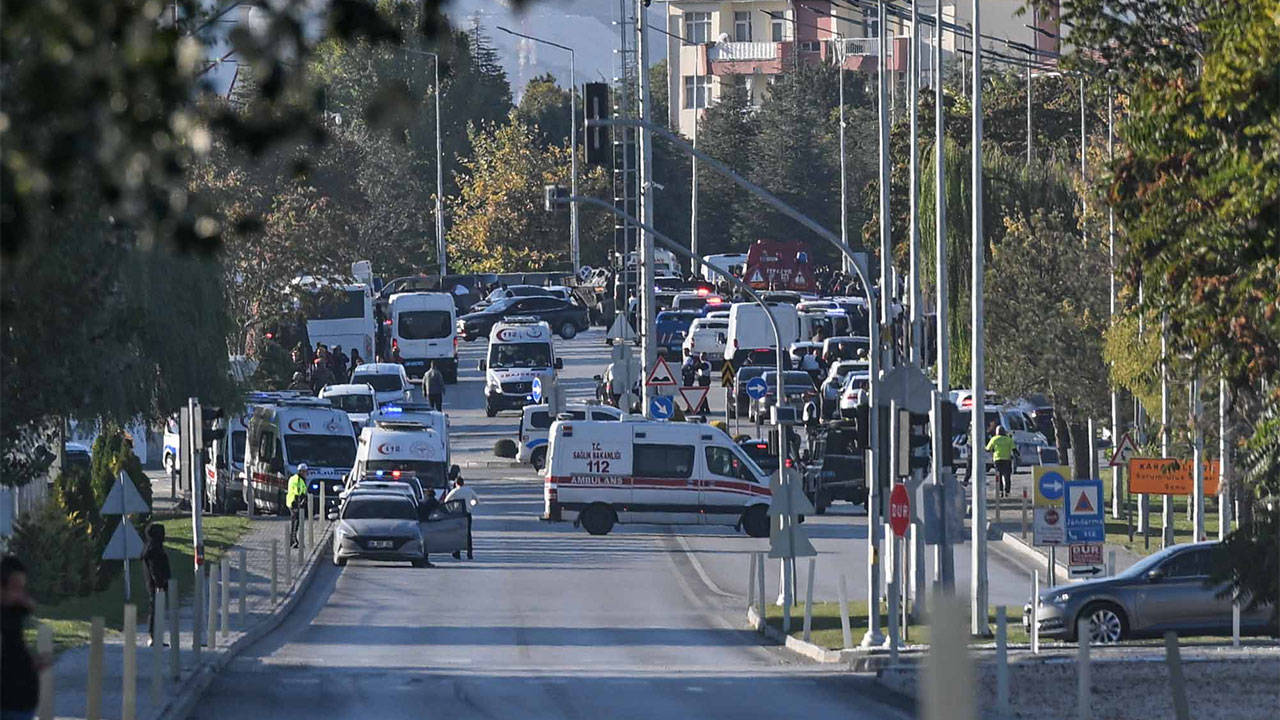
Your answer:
46;514;331;720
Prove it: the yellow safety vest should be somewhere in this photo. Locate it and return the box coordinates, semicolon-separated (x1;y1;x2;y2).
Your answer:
286;473;307;507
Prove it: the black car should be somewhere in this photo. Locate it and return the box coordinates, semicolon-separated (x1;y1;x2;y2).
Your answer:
457;296;589;341
801;421;867;513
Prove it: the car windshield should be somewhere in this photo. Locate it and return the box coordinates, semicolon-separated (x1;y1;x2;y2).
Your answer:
491;342;552;368
398;310;452;339
341;498;417;521
284;434;355;468
355;373;402;392
365;459;449;489
327;393;375;413
231;431;247;464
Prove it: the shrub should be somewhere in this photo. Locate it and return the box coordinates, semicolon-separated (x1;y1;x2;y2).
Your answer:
54;465;99;530
493;439;517;459
8;501;99;600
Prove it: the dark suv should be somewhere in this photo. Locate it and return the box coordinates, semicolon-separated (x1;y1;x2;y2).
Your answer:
458;296;589;341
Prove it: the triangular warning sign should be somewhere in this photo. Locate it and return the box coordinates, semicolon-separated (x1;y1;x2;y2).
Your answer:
607;314;637;341
645;357;678;387
101;520;144;560
748;269;765;284
1109;432;1139;467
1073;489;1095;513
100;472;150;515
679;386;709;412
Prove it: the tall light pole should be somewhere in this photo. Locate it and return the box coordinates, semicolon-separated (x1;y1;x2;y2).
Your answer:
404;48;447;280
969;0;989;637
931;0;952;592
497;27;580;272
908;0;922;366
636;0;657;416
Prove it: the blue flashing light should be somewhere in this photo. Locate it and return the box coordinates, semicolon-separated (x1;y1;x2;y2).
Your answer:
375;470;385;477
309;482;319;491
381;406;403;414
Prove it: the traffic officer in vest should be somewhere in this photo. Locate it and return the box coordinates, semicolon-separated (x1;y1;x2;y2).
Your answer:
985;427;1015;498
287;463;309;548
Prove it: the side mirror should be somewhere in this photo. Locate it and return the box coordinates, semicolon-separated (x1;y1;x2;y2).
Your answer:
477;360;487;371
326;511;338;521
1146;568;1165;583
449;464;461;482
554;357;564;369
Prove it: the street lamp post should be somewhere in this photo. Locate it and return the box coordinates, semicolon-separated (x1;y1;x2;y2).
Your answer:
497;27;580;272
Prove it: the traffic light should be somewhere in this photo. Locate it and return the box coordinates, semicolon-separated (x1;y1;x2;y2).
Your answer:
583;82;611;165
939;399;957;468
201;407;225;446
907;411;932;472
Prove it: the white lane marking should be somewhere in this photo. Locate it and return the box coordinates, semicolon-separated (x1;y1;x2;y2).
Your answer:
674;533;741;599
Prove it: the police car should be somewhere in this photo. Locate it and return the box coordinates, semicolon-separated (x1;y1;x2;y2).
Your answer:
544;419;772;537
478;318;563;418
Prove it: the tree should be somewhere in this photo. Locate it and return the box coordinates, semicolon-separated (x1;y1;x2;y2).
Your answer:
691;76;758;255
516;73;573;148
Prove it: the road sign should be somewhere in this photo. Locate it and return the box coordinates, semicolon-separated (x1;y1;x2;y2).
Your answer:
720;360;735;388
1128;457;1220;495
745;376;768;400
607;314;637;342
645;357;678;387
531;377;543;403
1108;432;1139;467
679;386;709;413
101;472;150;515
1033;465;1068;546
888;483;910;537
1064;479;1105;543
101;520;144;561
768;469;816;559
1068;543;1105;578
649;395;674;419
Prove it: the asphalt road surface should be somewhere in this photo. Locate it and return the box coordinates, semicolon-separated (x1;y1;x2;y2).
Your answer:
187;329;1036;719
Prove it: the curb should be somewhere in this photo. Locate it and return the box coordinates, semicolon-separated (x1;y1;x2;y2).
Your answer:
146;525;333;720
745;606;925;671
995;528;1074;582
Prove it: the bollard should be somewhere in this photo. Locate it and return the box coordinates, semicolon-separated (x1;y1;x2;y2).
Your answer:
220;557;230;638
755;552;766;632
920;594;975;720
837;574;853;650
1031;572;1040;655
123;604;137;720
167;578;180;680
238;547;247;629
206;566;217;649
271;539;279;605
1164;632;1190;720
995;607;1009;716
320;482;327;528
995;484;1002;526
151;590;165;704
1021;490;1029;539
87;617;104;720
1106;550;1116;576
802;557;816;643
285;523;293;579
1232;596;1241;647
747;552;757;611
37;623;54;720
1076;619;1091;720
192;569;203;661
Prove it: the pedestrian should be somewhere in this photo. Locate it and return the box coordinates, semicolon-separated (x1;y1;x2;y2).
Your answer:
288;371;310;392
348;349;364;377
287;464;309;548
141;524;171;647
419;489;439;568
423;361;445;411
444;478;479;560
310;358;333;394
391;343;404;365
800;347;821;382
330;345;348;379
2;555;46;720
986;426;1015;497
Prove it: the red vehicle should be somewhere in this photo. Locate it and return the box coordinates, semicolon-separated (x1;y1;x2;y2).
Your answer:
743;239;817;293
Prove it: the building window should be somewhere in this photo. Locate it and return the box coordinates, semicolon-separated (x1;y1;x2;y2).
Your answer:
684;11;710;44
734;11;752;42
771;18;785;43
797;40;822;53
684;75;710;110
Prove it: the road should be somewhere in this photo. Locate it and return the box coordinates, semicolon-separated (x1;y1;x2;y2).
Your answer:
187;329;1039;719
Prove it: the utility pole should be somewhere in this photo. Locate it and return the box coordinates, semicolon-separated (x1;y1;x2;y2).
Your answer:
839;39;849;273
635;0;656;416
908;0;922;366
1161;314;1172;547
433;54;446;279
1108;90;1120;518
931;0;953;593
1192;376;1205;541
1219;378;1232;540
969;0;989;637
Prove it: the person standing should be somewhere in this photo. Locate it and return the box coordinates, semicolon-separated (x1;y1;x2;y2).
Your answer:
986;427;1015;497
2;555;45;720
423;361;445;411
287;464;309;548
141;524;171;647
444;478;479;560
348;349;364;378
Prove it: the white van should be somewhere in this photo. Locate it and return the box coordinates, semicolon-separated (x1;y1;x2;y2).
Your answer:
244;397;357;515
479;318;563;417
350;363;413;406
517;403;623;470
725;302;800;366
319;383;378;433
389;292;458;382
367;402;452;466
203;410;251;514
544;420;772;536
349;419;457;495
682;317;728;362
701;253;748;282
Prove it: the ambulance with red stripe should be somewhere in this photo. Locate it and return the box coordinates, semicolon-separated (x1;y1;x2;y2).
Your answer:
244;397;357;516
544;419;773;537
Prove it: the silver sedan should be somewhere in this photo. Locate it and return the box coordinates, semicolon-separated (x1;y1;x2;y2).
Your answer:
331;494;427;567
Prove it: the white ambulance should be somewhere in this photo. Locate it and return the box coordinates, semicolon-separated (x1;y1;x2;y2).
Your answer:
479;317;563;417
517;403;624;471
367;402;452;467
244;397;357;515
543;420;772;536
349;419;457;495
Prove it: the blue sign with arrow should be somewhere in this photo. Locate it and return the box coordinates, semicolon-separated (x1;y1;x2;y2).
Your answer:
531;377;543;403
649;396;674;420
745;376;768;400
1038;469;1066;502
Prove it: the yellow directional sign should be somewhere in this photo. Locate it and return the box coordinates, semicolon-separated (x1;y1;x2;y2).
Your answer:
721;360;735;388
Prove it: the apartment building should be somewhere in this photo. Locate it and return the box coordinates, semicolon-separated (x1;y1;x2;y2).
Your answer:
663;1;1061;138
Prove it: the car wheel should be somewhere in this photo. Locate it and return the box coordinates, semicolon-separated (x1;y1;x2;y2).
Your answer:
559;322;578;340
411;558;429;568
580;504;615;535
531;447;547;471
1078;602;1127;644
814;491;829;515
742;505;770;538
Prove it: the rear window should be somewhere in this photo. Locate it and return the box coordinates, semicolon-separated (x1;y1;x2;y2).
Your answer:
398;310;452;340
355;373;403;393
328;393;375;413
312;290;366;320
634;444;694;478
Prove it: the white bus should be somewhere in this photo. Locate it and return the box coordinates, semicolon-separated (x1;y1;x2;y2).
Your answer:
292;277;375;362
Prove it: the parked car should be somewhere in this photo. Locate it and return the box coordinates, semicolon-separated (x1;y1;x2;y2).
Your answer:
457;295;589;341
1025;542;1276;643
749;371;817;424
819;360;869;418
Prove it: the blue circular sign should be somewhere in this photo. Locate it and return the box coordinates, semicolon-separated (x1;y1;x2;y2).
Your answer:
531;377;543;403
649;396;674;420
745;376;769;400
1038;470;1066;501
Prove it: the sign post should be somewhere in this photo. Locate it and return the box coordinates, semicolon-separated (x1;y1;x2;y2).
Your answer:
1109;432;1139;519
1033;466;1068;584
101;471;150;603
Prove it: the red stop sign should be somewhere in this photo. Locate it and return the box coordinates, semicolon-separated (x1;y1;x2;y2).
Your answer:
889;483;910;537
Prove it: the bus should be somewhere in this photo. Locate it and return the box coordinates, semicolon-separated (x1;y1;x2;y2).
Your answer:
291;276;376;362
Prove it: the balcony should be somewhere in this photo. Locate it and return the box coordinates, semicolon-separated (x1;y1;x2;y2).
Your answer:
707;41;791;75
831;36;907;72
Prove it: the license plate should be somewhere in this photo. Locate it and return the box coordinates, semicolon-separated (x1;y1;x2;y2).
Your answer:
368;540;394;549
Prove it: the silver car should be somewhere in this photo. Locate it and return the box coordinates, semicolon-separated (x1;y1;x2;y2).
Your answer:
1025;541;1275;643
331;494;428;567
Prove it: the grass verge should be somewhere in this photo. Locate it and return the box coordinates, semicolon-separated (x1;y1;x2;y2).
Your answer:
763;600;1029;649
28;514;250;654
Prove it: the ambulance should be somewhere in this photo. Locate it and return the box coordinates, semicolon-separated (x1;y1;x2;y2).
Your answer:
543;420;773;537
202;410;250;514
349;419;457;494
244;397;357;515
368;402;452;466
479;317;563;417
517;402;623;470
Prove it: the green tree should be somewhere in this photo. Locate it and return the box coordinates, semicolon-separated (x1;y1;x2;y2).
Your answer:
515;73;573;148
693;76;759;255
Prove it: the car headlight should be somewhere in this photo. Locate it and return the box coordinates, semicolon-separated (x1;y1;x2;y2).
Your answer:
1050;592;1070;605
